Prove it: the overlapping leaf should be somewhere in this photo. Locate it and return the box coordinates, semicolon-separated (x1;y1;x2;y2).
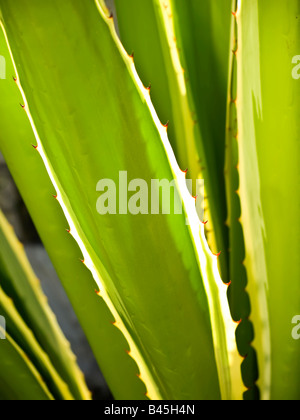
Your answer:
226;0;300;400
0;0;237;400
0;10;146;400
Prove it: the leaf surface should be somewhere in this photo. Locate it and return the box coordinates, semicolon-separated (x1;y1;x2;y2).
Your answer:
0;0;236;399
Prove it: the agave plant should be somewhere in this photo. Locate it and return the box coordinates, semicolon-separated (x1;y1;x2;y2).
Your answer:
0;210;90;400
0;0;299;401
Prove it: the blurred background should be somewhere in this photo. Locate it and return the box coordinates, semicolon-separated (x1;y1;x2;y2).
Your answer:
0;0;118;401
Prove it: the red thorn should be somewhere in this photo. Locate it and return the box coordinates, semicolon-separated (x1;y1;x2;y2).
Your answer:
13;76;17;82
80;258;85;264
192;195;198;201
213;251;222;258
108;12;113;19
20;103;25;109
182;171;188;178
110;320;116;326
32;144;38;150
52;194;58;199
232;11;237;18
128;52;134;62
234;318;242;325
95;289;101;296
162;120;169;129
225;280;232;287
66;228;71;234
201;220;208;225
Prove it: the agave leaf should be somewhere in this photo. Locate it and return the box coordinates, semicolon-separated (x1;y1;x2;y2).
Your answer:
170;0;232;282
0;210;89;400
115;0;231;283
0;17;147;400
0;329;53;400
231;0;300;400
171;0;231;168
0;287;74;400
0;0;237;399
114;0;181;162
115;0;201;192
224;0;259;400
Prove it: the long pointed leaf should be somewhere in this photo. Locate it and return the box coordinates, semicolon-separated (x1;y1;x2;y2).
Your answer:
0;15;146;400
115;1;231;284
0;329;53;400
170;0;232;282
0;209;90;400
0;287;74;400
0;0;237;399
229;0;300;400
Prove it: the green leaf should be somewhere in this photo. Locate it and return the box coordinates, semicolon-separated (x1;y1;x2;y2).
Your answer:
0;0;237;399
224;1;258;399
0;330;53;400
0;209;90;400
0;15;147;400
0;286;74;400
171;0;231;165
115;0;181;162
230;0;300;400
115;1;232;284
115;0;201;193
170;0;232;282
